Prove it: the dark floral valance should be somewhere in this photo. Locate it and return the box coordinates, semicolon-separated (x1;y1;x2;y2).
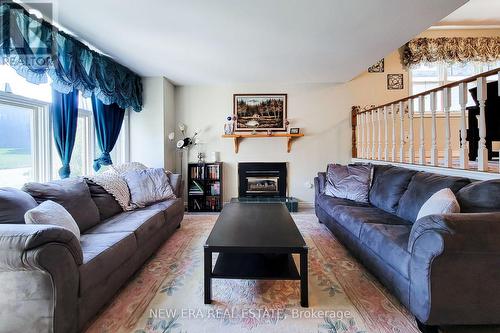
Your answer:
0;2;142;111
400;37;500;68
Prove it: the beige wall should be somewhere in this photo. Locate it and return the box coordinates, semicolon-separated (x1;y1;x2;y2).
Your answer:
130;77;176;169
162;28;500;205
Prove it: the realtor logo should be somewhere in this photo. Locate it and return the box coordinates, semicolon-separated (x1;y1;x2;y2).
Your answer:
0;0;57;70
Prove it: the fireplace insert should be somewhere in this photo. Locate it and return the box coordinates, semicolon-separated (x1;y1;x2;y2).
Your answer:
238;162;287;197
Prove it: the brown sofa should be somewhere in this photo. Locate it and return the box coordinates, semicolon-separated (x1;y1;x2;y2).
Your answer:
0;173;184;333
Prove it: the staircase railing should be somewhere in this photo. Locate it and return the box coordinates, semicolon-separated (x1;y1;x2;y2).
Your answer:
352;67;500;174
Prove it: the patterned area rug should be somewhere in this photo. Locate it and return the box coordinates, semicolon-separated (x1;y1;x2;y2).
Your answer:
85;214;420;333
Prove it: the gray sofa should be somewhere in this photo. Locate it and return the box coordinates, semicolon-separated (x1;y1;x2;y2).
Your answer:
0;173;184;333
315;164;500;333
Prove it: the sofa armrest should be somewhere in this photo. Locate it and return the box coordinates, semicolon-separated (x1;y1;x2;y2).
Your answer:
408;213;500;325
0;224;83;270
167;173;183;198
315;172;326;199
0;224;81;332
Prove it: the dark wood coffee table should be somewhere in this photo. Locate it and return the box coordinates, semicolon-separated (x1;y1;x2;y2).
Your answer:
204;202;308;307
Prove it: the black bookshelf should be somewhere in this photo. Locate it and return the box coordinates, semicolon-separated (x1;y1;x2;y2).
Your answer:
187;162;223;212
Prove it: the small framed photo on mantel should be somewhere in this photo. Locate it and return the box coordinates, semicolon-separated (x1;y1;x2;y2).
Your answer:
289;128;300;134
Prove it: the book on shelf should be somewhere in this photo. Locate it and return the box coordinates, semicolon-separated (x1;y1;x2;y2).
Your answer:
190;165;205;179
207;165;220;180
205;196;220;211
192;198;202;210
209;182;220;195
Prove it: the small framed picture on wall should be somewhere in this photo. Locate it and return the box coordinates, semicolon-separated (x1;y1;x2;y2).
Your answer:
290;128;300;134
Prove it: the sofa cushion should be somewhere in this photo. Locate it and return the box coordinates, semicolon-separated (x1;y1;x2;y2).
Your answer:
331;205;410;238
396;172;469;222
84;178;123;220
79;231;137;295
23;178;100;232
359;223;412;279
0;187;38;224
85;209;164;247
144;198;184;219
317;193;371;216
369;165;416;214
456;179;500;213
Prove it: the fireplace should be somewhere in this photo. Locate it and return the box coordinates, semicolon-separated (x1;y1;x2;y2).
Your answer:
238;162;287;197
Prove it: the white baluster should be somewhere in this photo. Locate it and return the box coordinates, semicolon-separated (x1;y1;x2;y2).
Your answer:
366;112;371;159
408;98;415;164
361;112;365;158
458;83;469;169
418;95;425;165
443;87;453;167
430;92;438;166
377;108;382;160
391;104;396;162
399;101;405;163
477;77;488;171
372;110;376;159
384;106;389;161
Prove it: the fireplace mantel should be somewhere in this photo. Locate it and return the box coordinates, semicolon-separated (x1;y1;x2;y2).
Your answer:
222;133;304;153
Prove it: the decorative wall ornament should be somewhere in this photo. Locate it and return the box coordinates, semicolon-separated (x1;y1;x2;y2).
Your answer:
368;59;384;73
400;37;500;68
387;74;404;90
233;94;287;132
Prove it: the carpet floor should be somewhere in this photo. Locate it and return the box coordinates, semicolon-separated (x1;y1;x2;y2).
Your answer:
85;213;420;333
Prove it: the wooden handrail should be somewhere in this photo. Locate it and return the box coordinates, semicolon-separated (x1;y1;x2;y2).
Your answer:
357;67;500;114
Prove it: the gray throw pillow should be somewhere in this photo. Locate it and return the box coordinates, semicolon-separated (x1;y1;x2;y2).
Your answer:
122;168;176;207
324;164;372;203
0;187;38;224
22;178;100;232
25;200;80;241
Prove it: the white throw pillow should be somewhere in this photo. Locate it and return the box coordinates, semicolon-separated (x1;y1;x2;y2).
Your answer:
416;188;460;221
24;200;81;241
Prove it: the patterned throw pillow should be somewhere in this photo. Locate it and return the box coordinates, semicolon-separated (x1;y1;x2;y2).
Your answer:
25;200;81;240
87;169;136;211
111;162;148;174
324;164;373;203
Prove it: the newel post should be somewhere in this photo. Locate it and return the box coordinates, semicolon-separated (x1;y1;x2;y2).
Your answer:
351;106;359;158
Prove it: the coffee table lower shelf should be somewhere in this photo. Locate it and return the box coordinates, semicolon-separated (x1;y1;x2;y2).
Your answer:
212;253;300;280
204;249;308;307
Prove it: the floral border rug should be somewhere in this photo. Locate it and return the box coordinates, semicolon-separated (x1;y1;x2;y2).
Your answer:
85;213;419;333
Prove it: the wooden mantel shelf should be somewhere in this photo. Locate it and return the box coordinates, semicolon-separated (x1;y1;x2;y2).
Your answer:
222;133;304;153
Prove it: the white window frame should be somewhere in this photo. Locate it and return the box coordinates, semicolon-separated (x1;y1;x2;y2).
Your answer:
0;91;51;183
0;90;130;186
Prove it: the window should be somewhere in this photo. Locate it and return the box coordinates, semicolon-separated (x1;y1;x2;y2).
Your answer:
410;61;500;112
0;65;129;187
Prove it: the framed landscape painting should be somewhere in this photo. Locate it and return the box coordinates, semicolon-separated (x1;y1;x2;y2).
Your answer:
233;94;287;132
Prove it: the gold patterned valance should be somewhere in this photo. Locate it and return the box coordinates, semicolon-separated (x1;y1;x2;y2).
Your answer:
400;37;500;68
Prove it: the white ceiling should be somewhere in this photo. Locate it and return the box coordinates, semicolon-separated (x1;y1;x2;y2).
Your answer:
438;0;500;26
31;0;468;85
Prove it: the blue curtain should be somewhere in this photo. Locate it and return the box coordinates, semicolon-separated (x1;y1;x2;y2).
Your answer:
0;2;143;111
92;95;125;171
51;89;79;179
